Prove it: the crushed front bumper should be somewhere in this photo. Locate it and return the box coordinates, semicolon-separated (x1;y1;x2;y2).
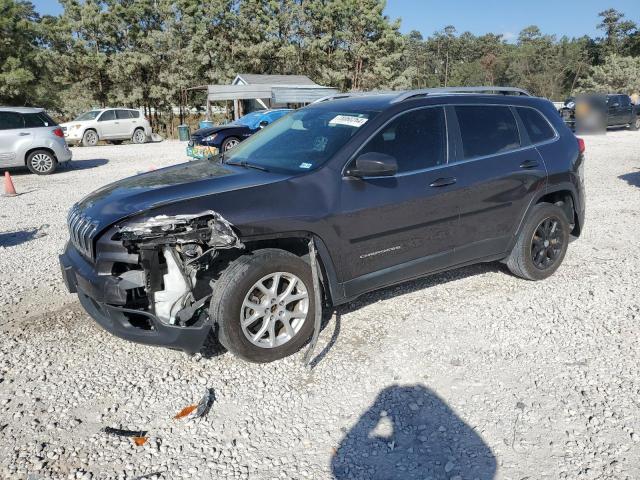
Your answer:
59;242;211;354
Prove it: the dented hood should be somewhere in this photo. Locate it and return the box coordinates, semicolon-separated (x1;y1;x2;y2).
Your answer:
76;159;289;228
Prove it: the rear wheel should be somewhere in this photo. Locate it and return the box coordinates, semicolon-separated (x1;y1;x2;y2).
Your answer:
629;116;640;131
81;129;98;147
26;150;57;175
132;128;147;144
210;249;316;363
506;203;570;280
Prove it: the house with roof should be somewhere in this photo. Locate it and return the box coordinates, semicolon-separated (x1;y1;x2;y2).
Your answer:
205;74;339;119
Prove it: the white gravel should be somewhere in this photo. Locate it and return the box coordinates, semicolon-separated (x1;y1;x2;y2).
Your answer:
1;132;639;479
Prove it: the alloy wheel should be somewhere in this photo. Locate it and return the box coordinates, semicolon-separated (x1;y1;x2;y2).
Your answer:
133;130;146;143
224;138;239;150
240;272;309;348
84;131;98;146
530;216;564;270
30;153;54;173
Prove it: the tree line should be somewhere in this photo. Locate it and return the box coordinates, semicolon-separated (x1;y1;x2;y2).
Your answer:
2;0;639;135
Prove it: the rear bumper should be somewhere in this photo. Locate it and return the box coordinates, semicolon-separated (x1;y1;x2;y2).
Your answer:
59;242;211;354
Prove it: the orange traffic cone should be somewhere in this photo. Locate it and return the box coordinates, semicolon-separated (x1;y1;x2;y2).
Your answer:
3;172;17;197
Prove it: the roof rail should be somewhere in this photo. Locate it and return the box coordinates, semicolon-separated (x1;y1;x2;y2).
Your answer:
312;91;394;104
390;86;532;104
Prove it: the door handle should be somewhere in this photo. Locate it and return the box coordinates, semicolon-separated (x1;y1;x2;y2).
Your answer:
429;177;457;187
520;160;539;169
19;132;31;136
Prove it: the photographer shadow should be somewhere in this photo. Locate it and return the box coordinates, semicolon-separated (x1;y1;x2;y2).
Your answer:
332;385;496;480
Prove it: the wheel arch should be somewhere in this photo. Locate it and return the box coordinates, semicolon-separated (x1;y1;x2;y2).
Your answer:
507;184;581;258
241;232;343;306
24;146;57;165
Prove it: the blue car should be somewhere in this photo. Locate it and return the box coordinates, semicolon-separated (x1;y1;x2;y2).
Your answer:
187;109;291;159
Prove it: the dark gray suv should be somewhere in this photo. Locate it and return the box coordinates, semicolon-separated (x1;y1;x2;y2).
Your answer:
60;87;586;362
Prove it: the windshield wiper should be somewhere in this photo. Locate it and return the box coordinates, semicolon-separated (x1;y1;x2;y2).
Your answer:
224;160;269;172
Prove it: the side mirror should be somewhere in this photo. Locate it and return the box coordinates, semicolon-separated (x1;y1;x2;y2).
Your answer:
348;152;398;177
258;120;269;129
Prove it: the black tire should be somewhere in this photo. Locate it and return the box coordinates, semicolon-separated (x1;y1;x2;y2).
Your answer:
26;149;57;175
629;116;640;131
132;128;147;144
81;129;99;147
506;203;570;281
221;136;240;151
210;249;316;363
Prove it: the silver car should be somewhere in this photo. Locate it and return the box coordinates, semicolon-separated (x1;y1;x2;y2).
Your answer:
0;107;72;175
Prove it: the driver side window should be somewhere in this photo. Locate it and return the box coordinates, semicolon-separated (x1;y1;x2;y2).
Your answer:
358;107;447;174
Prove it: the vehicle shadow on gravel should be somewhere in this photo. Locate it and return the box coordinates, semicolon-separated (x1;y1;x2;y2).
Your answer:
619;170;640;188
332;385;496;480
62;158;109;171
0;225;48;247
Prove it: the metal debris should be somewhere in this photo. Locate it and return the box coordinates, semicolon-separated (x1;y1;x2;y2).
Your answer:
174;388;215;420
302;238;323;367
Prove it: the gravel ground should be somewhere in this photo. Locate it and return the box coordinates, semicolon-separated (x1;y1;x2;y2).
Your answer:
1;132;639;479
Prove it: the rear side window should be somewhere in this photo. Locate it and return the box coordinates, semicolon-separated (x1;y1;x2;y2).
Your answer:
455;106;521;159
516;107;556;144
22;112;57;128
129;110;140;118
360;107;447;173
116;110;132;120
98;110;116;121
0;112;25;130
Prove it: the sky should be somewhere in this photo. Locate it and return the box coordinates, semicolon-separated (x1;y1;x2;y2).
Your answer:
31;0;640;41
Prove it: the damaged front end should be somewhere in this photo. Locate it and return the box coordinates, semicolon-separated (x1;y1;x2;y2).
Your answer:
112;211;244;327
60;210;243;353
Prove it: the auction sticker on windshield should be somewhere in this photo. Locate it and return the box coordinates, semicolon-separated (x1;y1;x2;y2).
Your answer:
329;115;368;128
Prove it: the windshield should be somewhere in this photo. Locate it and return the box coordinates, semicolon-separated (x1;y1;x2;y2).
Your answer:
74;110;102;121
224;107;378;173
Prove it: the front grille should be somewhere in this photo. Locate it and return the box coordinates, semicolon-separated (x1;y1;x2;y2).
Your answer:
67;204;99;260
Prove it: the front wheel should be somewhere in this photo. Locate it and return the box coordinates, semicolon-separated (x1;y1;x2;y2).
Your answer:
506;203;570;281
629;116;640;131
221;136;240;151
210;249;316;363
81;129;98;147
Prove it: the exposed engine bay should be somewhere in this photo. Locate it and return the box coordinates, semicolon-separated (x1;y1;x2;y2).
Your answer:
111;211;243;327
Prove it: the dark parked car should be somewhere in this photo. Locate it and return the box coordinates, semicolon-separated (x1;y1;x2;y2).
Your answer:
186;109;291;160
60;87;586;363
560;94;640;130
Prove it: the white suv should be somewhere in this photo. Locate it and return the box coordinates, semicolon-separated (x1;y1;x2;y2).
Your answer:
61;108;152;146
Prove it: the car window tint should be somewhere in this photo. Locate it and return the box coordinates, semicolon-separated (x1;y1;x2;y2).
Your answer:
22;112;56;128
516;107;555;144
0;112;25;130
99;110;116;121
116;110;132;120
359;107;446;173
620;96;631;107
455;106;521;159
130;110;140;118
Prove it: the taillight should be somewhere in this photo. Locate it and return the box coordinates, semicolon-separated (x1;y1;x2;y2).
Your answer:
577;137;585;154
53;128;64;138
